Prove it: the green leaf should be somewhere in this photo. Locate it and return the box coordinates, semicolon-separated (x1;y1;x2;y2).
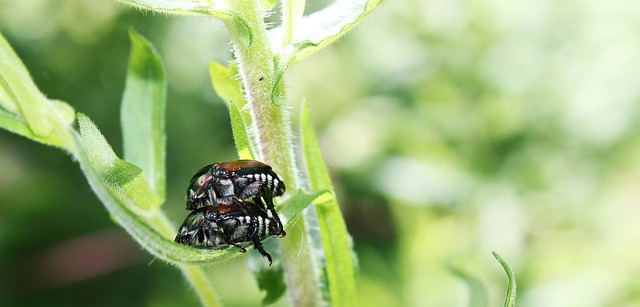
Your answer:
269;0;383;104
229;102;255;160
121;29;167;202
209;61;258;152
209;61;245;108
50;100;76;126
0;84;14;114
116;0;253;46
0;31;29;114
278;189;329;226
300;101;356;306
270;40;316;104
280;0;306;47
78;113;161;213
493;252;517;307
181;265;223;306
78;113;118;168
247;240;286;305
0;32;76;150
270;0;384;65
0;108;65;147
0;58;53;137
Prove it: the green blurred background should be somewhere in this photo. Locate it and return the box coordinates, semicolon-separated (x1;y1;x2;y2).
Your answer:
2;0;640;306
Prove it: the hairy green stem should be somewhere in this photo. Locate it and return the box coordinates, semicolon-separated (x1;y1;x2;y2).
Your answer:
225;0;320;305
144;206;221;306
182;265;222;307
147;209;221;306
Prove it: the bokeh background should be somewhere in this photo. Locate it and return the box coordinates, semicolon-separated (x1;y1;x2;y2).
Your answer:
2;0;640;306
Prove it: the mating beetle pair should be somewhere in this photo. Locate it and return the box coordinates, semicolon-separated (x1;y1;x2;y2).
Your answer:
175;160;286;264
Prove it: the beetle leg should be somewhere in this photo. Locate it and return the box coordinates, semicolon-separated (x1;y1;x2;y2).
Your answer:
252;237;273;265
238;180;263;199
267;207;285;237
263;191;275;210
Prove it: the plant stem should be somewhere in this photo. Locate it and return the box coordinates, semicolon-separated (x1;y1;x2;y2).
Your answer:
225;1;320;305
182;265;222;307
225;11;296;184
146;210;222;306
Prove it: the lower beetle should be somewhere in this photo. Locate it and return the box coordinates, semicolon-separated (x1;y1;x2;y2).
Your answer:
175;200;285;264
186;160;286;211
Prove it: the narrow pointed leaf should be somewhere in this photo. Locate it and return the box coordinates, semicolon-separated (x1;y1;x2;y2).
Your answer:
0;31;27;114
0;60;53;136
209;61;244;108
300;101;356;306
0;32;28;74
0;32;76;149
121;29;167;202
493;252;517;307
280;0;305;47
278;189;329;227
210;61;255;128
230;102;255;160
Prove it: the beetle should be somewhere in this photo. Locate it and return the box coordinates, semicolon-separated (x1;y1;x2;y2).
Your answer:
186;160;286;212
175;200;285;264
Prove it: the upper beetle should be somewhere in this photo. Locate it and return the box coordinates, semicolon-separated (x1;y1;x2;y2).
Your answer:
186;160;286;211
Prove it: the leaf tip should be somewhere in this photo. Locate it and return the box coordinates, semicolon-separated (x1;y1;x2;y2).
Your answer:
492;251;517;307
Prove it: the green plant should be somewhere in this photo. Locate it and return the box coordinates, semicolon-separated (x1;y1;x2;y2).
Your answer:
0;0;383;305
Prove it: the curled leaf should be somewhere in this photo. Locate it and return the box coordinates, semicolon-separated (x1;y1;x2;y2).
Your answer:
269;0;384;104
116;0;253;46
270;0;384;63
